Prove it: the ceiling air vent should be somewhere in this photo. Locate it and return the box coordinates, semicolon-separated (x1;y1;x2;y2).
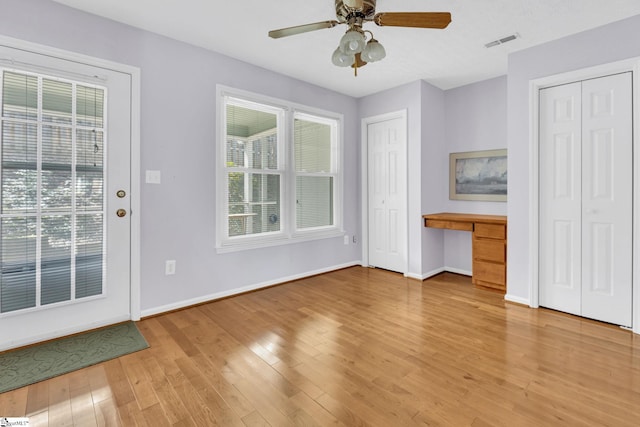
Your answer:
485;33;519;48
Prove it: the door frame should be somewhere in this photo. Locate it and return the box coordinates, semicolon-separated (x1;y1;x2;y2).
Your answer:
360;110;408;274
528;57;640;334
0;35;141;323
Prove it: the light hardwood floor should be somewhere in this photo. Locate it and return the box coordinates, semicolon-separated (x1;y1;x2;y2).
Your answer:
1;267;639;426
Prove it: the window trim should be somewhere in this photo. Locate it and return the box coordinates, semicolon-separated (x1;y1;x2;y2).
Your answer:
216;85;344;252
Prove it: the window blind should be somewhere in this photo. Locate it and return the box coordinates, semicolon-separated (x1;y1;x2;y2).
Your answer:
294;117;335;229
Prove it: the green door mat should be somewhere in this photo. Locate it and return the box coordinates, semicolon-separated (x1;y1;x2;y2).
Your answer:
0;321;148;394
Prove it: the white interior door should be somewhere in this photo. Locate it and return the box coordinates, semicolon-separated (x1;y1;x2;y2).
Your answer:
539;72;632;327
0;44;132;351
367;117;407;273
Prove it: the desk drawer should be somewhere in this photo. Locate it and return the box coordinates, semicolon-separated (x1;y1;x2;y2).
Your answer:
473;260;506;285
473;239;505;263
474;223;506;239
425;219;473;232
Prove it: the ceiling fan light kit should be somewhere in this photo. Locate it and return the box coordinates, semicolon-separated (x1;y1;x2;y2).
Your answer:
332;47;355;67
268;0;451;75
339;29;367;55
360;37;386;63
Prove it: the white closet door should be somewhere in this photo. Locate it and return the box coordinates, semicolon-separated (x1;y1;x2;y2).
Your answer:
367;117;407;273
580;73;632;326
539;73;632;327
539;81;583;316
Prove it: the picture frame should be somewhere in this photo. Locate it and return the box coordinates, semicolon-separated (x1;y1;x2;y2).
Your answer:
449;149;507;201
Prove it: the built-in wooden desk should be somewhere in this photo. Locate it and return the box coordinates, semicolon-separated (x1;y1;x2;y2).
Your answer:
423;212;507;292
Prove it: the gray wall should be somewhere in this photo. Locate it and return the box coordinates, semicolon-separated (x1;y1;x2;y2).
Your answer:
357;77;508;278
420;81;448;276
358;80;449;278
0;0;361;314
507;14;640;301
442;76;508;273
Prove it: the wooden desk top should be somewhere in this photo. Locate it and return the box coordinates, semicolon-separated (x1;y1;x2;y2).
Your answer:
423;212;507;225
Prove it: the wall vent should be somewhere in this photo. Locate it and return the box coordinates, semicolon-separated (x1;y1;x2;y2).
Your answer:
485;33;519;48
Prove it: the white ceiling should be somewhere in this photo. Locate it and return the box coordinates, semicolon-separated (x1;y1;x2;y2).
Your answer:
53;0;640;98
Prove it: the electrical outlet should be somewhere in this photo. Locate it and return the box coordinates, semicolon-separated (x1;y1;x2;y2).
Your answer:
343;235;349;245
165;260;176;275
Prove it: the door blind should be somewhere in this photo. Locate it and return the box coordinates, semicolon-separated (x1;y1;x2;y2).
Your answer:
0;69;106;314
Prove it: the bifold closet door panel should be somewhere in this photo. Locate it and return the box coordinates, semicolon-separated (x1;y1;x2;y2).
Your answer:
580;73;632;327
539;81;583;316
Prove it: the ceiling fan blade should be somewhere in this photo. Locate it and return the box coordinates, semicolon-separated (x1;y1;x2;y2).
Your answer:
268;20;340;39
373;12;451;29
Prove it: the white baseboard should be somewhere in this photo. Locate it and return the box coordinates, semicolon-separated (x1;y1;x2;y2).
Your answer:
443;267;472;277
414;267;472;281
504;293;530;306
418;267;445;280
141;261;360;318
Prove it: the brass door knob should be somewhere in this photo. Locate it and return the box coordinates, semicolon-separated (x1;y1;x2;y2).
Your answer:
116;209;127;218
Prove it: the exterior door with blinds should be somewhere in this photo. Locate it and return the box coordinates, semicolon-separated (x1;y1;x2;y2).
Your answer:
0;45;132;351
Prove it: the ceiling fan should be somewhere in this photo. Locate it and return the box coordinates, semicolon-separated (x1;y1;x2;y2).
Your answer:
268;0;451;74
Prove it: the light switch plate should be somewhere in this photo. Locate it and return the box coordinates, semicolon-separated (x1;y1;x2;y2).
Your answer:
146;170;161;184
165;260;176;275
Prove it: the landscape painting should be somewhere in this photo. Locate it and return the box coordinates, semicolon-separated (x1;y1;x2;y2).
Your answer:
449;149;507;201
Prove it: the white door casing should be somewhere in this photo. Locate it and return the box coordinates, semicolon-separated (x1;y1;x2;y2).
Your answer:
366;116;407;273
539;73;632;327
0;39;140;351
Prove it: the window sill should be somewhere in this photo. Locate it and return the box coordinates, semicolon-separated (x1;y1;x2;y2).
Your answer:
216;228;345;254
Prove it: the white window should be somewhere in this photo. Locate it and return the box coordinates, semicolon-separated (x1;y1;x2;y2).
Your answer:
294;113;338;230
217;88;343;251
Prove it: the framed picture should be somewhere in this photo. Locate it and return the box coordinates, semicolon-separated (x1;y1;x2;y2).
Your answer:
449;149;507;201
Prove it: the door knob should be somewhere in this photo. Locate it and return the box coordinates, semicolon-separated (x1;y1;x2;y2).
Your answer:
116;209;127;218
